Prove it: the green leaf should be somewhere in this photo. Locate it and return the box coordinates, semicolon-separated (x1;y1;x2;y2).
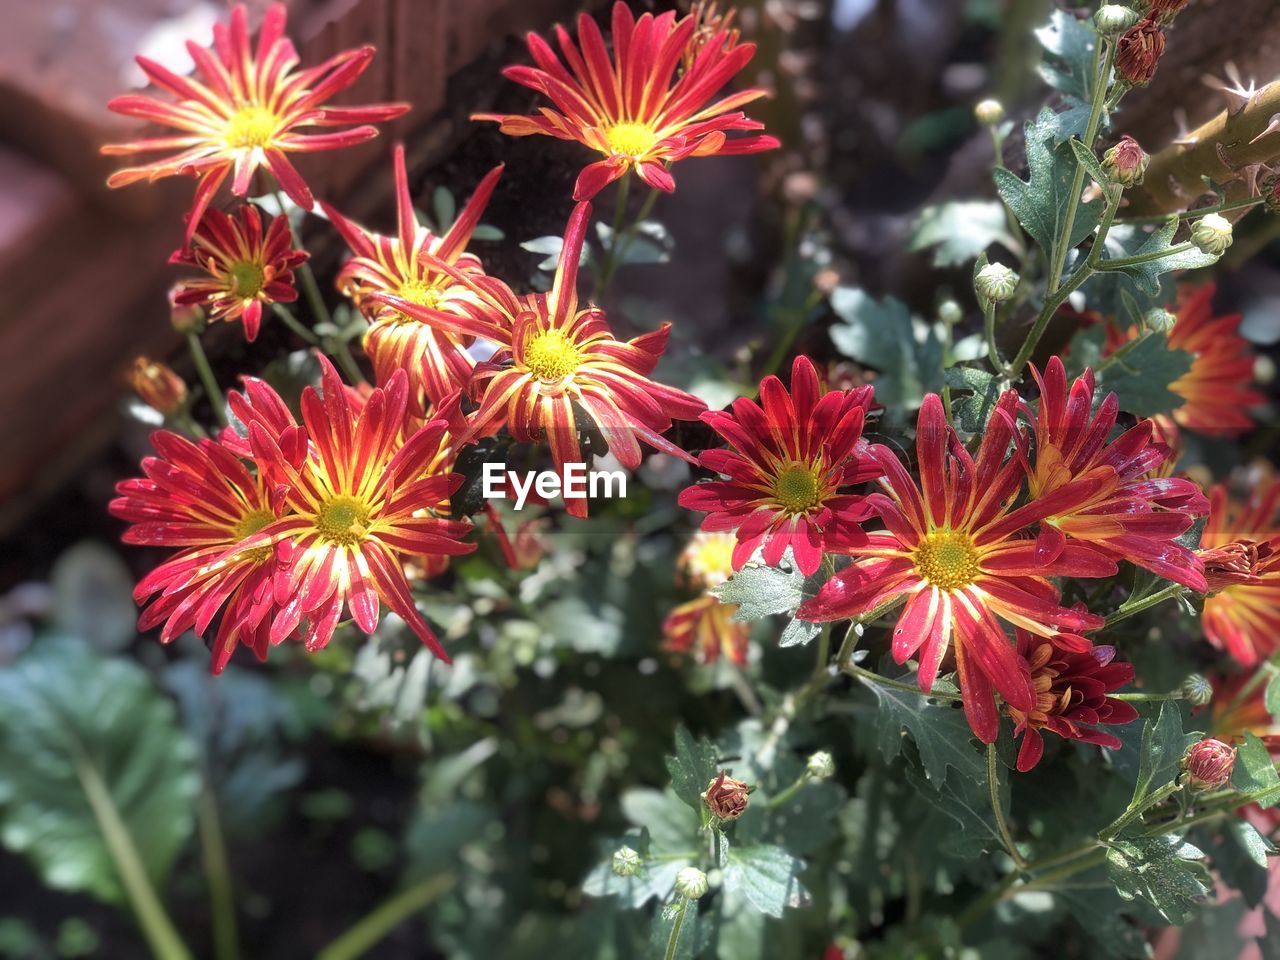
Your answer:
665;726;719;811
722;844;810;918
993;109;1102;254
0;639;198;904
1259;911;1280;960
431;185;456;231
583;827;692;909
945;366;1003;434
829;288;944;410
1054;874;1154;960
1096;218;1221;296
1226;818;1275;868
50;542;137;653
1231;732;1280;808
1035;10;1099;104
1130;702;1195;810
713;560;822;647
1265;671;1280;720
1094;333;1194;417
1106;835;1211;924
909;201;1015;267
904;763;1007;859
620;788;700;853
856;675;985;785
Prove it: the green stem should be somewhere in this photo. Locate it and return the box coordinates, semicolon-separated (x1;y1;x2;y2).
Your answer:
1117;195;1263;225
983;300;1009;376
74;756;193;960
1105;583;1187;626
843;664;962;701
1112;690;1183;702
767;773;811;811
1100;780;1184;840
987;743;1027;870
186;332;227;426
197;784;240;960
1096;241;1196;272
272;303;320;345
330;339;366;385
317;874;455;960
663;899;690;960
594;174;632;299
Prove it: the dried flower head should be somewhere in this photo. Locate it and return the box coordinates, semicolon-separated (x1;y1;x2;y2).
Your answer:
1116;17;1165;87
702;771;751;820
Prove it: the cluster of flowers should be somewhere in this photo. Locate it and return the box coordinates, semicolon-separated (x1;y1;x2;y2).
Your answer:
106;2;776;671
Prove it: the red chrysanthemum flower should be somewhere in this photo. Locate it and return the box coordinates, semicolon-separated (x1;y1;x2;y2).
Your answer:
231;358;475;658
321;146;504;414
374;202;707;518
102;3;408;240
678;356;880;577
170;204;307;341
473;1;779;200
1166;285;1263;436
662;531;749;665
1005;630;1138;772
798;393;1115;742
1018;357;1209;591
1199;472;1280;666
110;430;287;674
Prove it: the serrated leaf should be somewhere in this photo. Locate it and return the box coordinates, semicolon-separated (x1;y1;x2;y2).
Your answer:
855;674;985;784
994;110;1102;254
1054;874;1153;960
665;726;719;811
1232;732;1280;808
1094;333;1194;417
1130;702;1195;811
1226;818;1275;868
904;763;1007;859
909;202;1015;267
1265;672;1280;720
778;616;821;648
1035;10;1099;104
1106;835;1211;924
829;288;943;409
722;844;809;918
0;639;198;904
945;366;1003;433
714;561;824;646
1096;217;1221;296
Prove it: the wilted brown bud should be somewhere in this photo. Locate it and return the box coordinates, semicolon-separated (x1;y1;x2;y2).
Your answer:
702;771;750;821
1197;540;1271;593
1182;738;1236;790
1116;18;1165;87
1102;135;1149;188
128;357;188;415
1148;0;1190;24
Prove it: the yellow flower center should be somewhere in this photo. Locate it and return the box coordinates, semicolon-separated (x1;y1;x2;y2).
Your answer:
397;277;443;308
228;260;266;298
232;508;276;564
686;533;737;588
913;529;981;591
604;122;658;158
225;105;278;149
315;495;372;547
523;329;582;382
772;464;823;515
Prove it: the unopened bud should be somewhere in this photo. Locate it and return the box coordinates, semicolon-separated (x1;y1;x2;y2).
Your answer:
128;357;188;415
168;285;204;334
702;771;750;821
937;300;963;326
806;751;835;780
612;846;642;877
1179;673;1213;707
675;867;708;900
975;262;1019;303
974;99;1005;127
1182;738;1236;790
1095;5;1138;36
1255;354;1276;385
1147;0;1190;24
1116;18;1165;87
1144;307;1176;334
1191;213;1233;256
1102;135;1149;188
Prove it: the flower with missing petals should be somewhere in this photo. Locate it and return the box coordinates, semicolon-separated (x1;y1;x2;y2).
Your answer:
662;531;749;665
102;3;408;240
473;1;778;200
170;205;307;341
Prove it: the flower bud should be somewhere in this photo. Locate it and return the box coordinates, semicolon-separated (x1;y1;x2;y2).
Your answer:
1179;673;1213;707
1116;18;1165;87
1095;5;1138;36
975;262;1019;304
974;99;1005;127
168;285;204;334
675;866;709;900
702;771;750;821
1148;0;1190;24
937;300;963;326
1197;540;1269;593
1191;213;1233;256
1102;135;1149;188
128;357;188;415
612;846;642;877
806;751;835;780
1143;307;1176;334
1182;738;1236;790
1255;354;1276;385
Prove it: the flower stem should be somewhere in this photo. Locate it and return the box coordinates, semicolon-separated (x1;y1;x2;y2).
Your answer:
272;303;320;345
1112;690;1183;702
74;755;194;960
316;874;455;960
843;663;962;701
767;772;812;811
663;899;690;960
1095;241;1196;272
1100;780;1184;840
197;783;240;960
186;332;227;426
988;743;1027;870
1117;195;1263;226
1104;583;1187;626
594;174;632;300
